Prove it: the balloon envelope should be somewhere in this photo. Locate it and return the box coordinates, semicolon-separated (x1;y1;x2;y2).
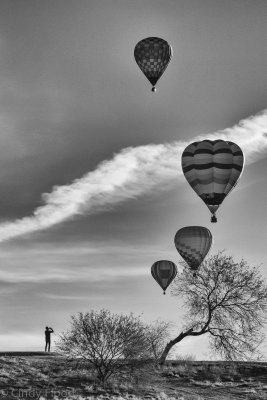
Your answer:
181;140;244;222
151;260;177;294
134;37;172;91
174;226;212;271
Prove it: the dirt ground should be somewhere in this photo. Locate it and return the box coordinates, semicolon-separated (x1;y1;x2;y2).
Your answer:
0;353;266;399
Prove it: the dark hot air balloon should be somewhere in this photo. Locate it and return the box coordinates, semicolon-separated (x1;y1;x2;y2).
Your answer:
174;226;212;276
181;140;244;222
151;260;177;294
134;37;172;92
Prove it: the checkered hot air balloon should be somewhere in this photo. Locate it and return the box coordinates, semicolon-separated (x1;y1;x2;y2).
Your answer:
134;37;172;92
151;260;177;295
181;140;244;222
174;226;212;276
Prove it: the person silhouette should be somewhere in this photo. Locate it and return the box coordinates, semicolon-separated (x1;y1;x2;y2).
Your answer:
45;326;54;352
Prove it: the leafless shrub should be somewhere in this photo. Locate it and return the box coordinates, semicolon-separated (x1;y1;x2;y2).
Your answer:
56;309;152;384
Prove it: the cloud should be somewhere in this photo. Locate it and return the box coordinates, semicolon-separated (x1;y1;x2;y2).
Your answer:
0;241;174;283
0;262;148;284
0;109;266;243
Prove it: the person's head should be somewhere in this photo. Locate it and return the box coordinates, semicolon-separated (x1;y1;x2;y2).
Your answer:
45;326;49;330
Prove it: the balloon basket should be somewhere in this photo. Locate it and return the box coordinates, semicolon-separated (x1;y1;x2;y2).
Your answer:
211;215;217;223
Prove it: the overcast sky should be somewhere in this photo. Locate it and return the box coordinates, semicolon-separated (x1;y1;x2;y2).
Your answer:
0;0;267;359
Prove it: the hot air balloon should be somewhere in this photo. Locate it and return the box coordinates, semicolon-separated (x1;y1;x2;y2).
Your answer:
134;37;172;92
181;140;244;222
151;260;177;294
174;226;212;276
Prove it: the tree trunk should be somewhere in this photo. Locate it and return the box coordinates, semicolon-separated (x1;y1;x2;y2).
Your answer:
159;311;213;365
159;340;175;365
159;328;194;365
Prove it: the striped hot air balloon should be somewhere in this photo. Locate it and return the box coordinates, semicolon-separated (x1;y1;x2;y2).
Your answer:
174;226;212;275
181;140;244;222
151;260;177;294
134;37;172;92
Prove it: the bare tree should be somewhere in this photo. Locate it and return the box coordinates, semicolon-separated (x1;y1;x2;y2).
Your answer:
56;309;149;384
159;252;267;364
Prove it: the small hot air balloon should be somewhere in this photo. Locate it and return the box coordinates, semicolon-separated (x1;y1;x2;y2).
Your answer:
151;260;177;294
134;37;172;92
181;140;244;222
174;226;212;276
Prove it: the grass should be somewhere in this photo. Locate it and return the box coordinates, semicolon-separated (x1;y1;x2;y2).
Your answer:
0;354;267;399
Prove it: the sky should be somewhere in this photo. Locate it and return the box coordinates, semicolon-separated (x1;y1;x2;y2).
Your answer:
0;0;267;359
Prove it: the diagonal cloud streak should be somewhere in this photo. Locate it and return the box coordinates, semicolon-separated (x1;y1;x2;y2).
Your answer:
0;110;267;242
